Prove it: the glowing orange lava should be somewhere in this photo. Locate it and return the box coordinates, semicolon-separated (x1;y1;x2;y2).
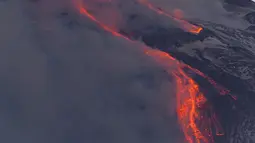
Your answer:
73;0;130;40
137;0;203;34
73;1;233;143
180;63;237;100
173;69;208;143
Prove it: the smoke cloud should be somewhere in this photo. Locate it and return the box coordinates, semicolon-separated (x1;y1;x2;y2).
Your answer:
0;0;184;143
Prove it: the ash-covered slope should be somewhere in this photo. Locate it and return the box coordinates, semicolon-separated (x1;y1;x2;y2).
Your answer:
121;14;255;94
224;0;253;7
119;2;255;143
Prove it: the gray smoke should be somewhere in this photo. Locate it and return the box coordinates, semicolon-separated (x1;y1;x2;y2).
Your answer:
0;0;184;143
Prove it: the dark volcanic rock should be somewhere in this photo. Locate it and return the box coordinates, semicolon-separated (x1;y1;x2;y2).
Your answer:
225;0;252;7
246;25;255;31
244;12;255;24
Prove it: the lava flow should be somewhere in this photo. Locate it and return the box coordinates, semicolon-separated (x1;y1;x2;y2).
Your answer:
73;1;232;143
73;0;129;40
145;51;226;143
137;0;203;34
173;69;208;143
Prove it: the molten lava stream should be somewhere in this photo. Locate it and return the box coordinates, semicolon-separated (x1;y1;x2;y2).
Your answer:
144;50;223;143
179;63;237;100
173;69;208;143
73;1;227;143
73;0;130;41
136;0;237;100
174;69;226;143
137;0;203;34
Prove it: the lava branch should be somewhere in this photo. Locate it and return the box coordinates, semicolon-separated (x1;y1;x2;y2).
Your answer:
74;0;130;40
178;63;237;100
73;1;233;143
137;0;203;34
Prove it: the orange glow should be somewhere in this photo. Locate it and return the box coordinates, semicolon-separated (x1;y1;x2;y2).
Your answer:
173;9;184;19
173;69;208;143
181;63;237;100
73;1;234;143
145;51;223;143
173;68;227;143
137;0;203;34
74;0;130;41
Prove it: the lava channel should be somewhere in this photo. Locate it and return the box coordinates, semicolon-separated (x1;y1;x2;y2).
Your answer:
137;0;203;34
73;1;235;143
